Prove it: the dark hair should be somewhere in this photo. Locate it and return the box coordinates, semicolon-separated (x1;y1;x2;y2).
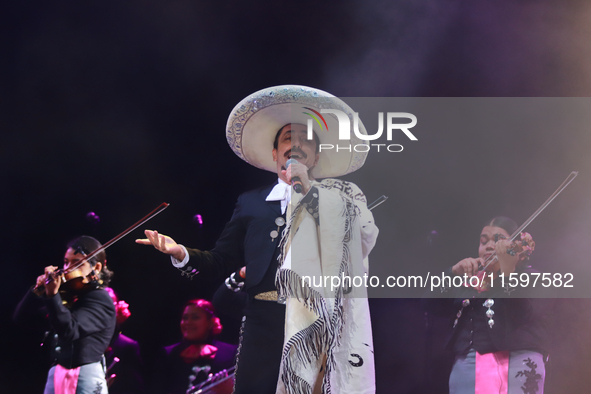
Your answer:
273;123;320;153
484;216;518;236
185;299;216;318
66;235;113;287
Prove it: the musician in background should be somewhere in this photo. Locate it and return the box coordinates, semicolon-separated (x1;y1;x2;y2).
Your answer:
13;236;116;394
152;299;237;394
104;287;144;394
427;217;551;394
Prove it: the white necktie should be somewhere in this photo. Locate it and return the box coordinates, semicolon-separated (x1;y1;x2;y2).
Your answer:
266;181;291;214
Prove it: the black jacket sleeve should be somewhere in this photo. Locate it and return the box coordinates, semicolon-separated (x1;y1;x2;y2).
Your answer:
43;289;116;342
182;195;247;280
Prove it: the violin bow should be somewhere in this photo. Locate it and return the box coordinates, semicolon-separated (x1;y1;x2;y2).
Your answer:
368;195;388;211
479;171;578;273
53;202;170;277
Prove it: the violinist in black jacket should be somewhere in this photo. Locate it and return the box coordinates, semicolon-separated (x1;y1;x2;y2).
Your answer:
14;236;116;394
426;217;550;394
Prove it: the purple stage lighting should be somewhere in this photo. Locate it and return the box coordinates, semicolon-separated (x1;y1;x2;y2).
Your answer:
86;211;100;224
193;214;203;228
427;230;438;247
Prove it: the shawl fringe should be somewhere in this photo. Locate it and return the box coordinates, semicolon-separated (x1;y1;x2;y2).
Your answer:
277;179;369;394
281;369;313;394
276;269;331;331
282;318;327;366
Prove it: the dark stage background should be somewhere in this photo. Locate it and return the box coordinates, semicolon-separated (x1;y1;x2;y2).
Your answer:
2;1;591;393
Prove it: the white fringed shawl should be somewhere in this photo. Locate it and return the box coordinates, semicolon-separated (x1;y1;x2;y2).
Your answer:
276;179;376;394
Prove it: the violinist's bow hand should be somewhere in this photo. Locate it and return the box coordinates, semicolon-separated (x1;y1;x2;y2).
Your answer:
33;273;46;296
452;258;482;277
43;266;61;297
136;230;186;261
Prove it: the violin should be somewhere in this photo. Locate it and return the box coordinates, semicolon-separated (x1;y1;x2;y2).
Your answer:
59;268;100;293
33;202;169;301
473;232;536;292
468;171;578;293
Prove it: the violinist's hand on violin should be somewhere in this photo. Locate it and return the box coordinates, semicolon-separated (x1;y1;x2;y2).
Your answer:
43;265;61;297
452;258;482;277
136;230;186;261
495;239;519;275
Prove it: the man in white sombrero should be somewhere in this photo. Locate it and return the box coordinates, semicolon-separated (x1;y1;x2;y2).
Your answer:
138;85;378;394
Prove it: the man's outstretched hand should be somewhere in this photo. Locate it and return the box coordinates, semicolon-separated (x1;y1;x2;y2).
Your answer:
136;230;186;261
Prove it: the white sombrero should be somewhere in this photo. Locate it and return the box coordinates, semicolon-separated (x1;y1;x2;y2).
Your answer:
226;85;368;178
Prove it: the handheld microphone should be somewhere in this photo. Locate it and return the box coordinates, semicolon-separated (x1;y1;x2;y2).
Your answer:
285;158;303;193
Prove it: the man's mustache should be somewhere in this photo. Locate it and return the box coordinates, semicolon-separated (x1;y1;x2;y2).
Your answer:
285;148;307;159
